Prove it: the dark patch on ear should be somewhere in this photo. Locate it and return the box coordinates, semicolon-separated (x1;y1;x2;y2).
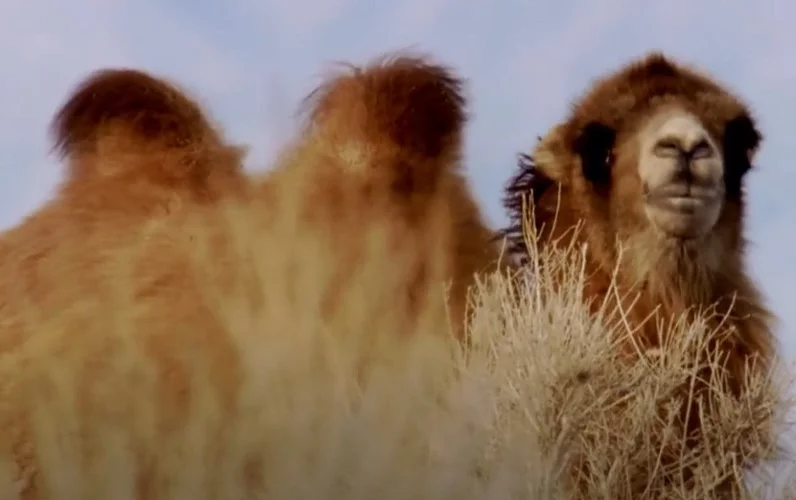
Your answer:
573;121;615;186
498;151;555;263
722;114;761;199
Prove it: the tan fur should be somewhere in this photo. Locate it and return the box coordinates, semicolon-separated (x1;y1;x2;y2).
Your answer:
0;53;506;498
501;52;777;490
0;71;256;497
0;68;253;342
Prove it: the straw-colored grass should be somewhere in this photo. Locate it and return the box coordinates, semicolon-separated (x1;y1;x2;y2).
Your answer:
0;158;792;500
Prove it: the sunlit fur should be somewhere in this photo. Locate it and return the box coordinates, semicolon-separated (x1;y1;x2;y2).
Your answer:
501;53;777;482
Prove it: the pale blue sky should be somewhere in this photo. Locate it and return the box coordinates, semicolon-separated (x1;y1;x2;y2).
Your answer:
0;0;793;358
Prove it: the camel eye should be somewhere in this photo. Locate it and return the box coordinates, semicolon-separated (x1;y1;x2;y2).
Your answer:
574;121;616;185
723;114;760;196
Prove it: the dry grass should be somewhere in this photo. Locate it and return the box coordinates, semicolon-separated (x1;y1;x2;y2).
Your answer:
0;169;793;500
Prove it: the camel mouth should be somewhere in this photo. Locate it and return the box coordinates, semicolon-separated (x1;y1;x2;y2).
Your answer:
651;195;709;215
644;184;720;215
643;183;723;239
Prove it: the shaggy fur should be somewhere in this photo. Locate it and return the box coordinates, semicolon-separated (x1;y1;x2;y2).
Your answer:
0;53;507;498
50;67;248;210
0;67;251;339
262;54;509;340
0;69;252;498
501;52;777;490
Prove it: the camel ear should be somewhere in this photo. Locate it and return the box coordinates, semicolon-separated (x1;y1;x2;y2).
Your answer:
572;121;615;185
722;113;761;197
531;123;569;183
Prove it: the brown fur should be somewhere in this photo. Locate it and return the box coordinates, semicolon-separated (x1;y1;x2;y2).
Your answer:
0;68;251;338
0;69;251;351
263;53;508;340
0;70;254;498
50;68;248;211
501;52;777;492
0;53;507;498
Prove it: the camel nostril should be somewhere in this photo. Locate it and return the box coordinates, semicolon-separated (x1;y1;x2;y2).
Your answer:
688;139;713;159
653;139;681;158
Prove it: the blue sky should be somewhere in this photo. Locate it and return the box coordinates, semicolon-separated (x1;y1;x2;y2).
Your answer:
0;0;793;359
